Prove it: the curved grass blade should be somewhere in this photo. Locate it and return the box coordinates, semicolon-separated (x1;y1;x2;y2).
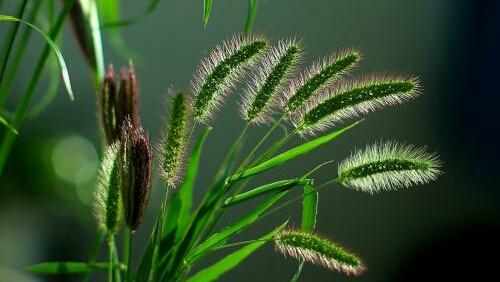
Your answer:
186;221;287;282
0;15;74;100
223;178;309;207
203;0;212;27
244;0;259;36
291;183;318;281
27;262;123;274
228;120;362;183
0;115;18;135
135;213;160;282
187;190;288;261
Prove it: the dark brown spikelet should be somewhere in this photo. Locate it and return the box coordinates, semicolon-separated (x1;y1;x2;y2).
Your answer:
99;64;140;144
63;0;97;69
118;118;152;231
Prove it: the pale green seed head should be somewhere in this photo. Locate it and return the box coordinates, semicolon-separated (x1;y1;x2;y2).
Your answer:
338;141;442;193
94;143;122;235
282;49;361;114
192;34;268;123
275;230;365;275
159;91;191;187
241;39;303;124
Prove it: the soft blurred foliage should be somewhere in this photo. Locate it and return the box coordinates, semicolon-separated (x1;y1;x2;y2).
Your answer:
1;0;499;281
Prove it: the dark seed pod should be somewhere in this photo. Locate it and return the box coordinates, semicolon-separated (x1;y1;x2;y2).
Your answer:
118;118;152;231
99;63;140;144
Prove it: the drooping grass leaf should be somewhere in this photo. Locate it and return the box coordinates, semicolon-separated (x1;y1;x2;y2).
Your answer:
100;0;163;28
188;190;288;262
161;127;212;254
0;115;18;134
244;0;259;36
228;120;362;182
224;178;308;207
291;183;318;281
0;15;74;100
135;214;160;282
27;262;122;274
186;221;288;282
203;0;212;27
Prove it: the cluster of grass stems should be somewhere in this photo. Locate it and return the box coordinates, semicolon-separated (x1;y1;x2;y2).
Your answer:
1;1;442;282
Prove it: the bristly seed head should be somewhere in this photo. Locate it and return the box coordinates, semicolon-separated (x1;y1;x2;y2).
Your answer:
158;91;191;187
118;118;152;231
99;63;140;144
192;34;268;123
240;39;303;124
282;49;361;114
338;141;441;193
94;143;122;235
294;76;420;136
275;230;365;275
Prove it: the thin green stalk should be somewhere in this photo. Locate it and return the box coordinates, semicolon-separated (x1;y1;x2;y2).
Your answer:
108;236;114;282
0;0;43;107
0;0;28;89
82;231;106;282
0;0;75;177
123;229;133;281
212;238;271;251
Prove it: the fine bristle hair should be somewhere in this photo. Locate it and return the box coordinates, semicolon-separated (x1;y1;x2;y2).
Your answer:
274;230;365;276
338;141;442;193
280;49;361;114
94;143;122;235
240;38;303;124
192;33;268;123
157;91;191;188
292;75;421;136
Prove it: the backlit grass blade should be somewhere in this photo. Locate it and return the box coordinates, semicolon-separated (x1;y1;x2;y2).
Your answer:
0;15;74;100
188;190;288;261
186;221;287;282
244;0;259;36
135;213;160;282
228;120;362;182
223;178;308;207
291;183;318;281
203;0;212;27
100;0;163;28
27;262;123;274
0;115;18;135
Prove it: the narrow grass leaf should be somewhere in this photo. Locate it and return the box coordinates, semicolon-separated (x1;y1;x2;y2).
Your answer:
188;190;288;261
228;120;362;182
27;262;119;274
203;0;212;27
244;0;259;36
0;15;74;100
186;221;287;282
135;214;160;282
224;178;308;207
0;115;18;135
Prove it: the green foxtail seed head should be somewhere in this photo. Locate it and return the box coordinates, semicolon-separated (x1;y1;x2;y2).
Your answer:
293;76;420;136
338;141;441;193
192;34;268;123
240;39;303;124
158;91;191;187
94;143;122;235
99;63;140;144
274;230;365;275
282;49;361;114
118;118;152;230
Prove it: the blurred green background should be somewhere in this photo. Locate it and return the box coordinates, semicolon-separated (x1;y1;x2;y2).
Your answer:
1;0;499;281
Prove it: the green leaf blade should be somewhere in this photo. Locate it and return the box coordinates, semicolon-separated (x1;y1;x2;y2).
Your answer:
203;0;212;27
244;0;259;35
27;262;113;274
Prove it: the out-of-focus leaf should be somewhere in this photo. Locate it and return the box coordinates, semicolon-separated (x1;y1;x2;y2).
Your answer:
0;15;74;100
27;262;122;274
0;115;18;134
186;221;288;282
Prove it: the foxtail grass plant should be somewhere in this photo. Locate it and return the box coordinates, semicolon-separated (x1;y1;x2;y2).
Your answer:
26;33;442;282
